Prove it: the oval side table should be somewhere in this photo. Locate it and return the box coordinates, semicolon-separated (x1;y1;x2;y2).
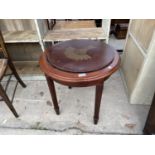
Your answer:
39;40;120;124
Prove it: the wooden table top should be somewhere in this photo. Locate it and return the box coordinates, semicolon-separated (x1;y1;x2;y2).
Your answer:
46;40;115;73
40;40;120;87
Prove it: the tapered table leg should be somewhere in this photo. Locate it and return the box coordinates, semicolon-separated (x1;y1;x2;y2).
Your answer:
68;86;72;89
94;83;104;124
45;75;60;115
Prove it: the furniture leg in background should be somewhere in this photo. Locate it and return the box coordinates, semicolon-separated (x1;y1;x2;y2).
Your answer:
143;93;155;134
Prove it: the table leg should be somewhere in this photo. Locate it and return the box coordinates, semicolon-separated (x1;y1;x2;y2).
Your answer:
45;75;60;115
94;83;104;124
68;86;72;89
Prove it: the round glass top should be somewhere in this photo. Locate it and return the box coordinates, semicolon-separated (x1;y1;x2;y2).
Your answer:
46;40;116;73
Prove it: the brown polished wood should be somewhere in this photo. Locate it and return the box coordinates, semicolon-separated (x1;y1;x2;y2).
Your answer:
94;83;104;124
46;40;115;73
45;75;60;115
40;51;120;87
40;39;120;124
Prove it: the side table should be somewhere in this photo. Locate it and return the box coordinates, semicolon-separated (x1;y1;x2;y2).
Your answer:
40;39;120;124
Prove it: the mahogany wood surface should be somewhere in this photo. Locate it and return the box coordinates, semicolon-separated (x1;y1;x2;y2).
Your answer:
46;40;115;73
45;75;60;115
40;50;120;87
39;40;120;124
94;83;104;124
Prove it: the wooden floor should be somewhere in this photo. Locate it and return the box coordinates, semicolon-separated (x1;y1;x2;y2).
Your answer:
53;20;96;30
